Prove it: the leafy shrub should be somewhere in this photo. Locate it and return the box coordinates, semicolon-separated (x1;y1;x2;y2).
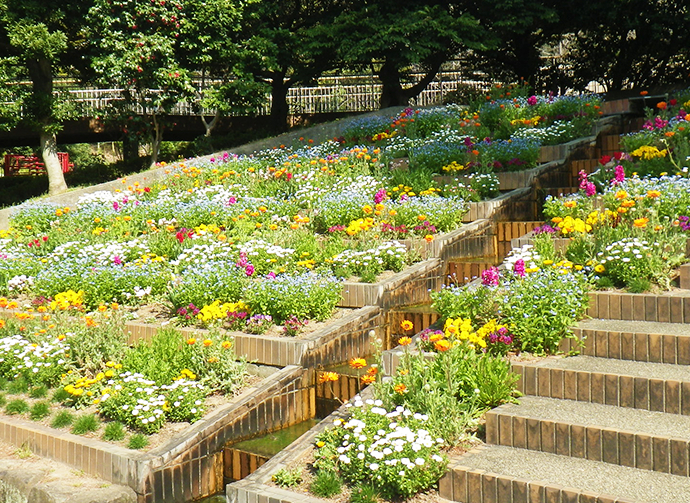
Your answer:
271;467;303;488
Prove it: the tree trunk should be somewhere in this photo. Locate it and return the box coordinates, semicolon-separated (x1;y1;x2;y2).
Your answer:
149;111;163;168
26;58;67;195
269;74;290;133
41;130;67;195
378;57;444;109
201;109;221;137
122;135;140;165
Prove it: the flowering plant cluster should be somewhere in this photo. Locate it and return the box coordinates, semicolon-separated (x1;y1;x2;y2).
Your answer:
542;170;689;291
432;259;590;354
314;396;448;500
0;302;248;436
617;90;690;178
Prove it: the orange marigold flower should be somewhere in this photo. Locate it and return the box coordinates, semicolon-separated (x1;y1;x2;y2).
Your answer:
221;340;232;349
633;217;649;228
360;374;376;385
203;339;213;347
0;297;7;308
349;357;367;370
640;90;649;96
434;340;451;352
319;371;340;383
646;190;661;198
187;338;197;345
400;319;414;331
398;336;412;346
657;101;667;110
394;383;408;394
424;234;434;243
0;320;5;329
366;366;378;376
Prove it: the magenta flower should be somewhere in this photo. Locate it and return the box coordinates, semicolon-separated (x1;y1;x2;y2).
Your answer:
481;266;500;286
527;95;537;106
611;165;625;186
513;259;526;278
374;188;387;204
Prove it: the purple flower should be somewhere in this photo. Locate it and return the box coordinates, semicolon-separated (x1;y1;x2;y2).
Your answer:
533;224;556;235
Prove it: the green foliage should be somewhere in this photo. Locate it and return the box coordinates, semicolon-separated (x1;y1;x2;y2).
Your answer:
502;268;589;354
50;409;74;428
5;398;29;415
29;401;51;420
122;328;191;385
349;485;379;503
71;414;100;435
0;393;6;407
127;433;149;450
52;387;70;403
7;377;29;394
103;422;126;442
271;467;303;488
309;469;342;498
28;384;48;399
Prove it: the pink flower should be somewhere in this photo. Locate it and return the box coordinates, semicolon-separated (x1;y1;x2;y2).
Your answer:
374;188;387;204
513;259;526;278
481;266;500;286
611;165;625;186
527;95;537;106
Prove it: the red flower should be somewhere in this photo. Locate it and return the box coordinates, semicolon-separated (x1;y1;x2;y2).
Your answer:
599;155;612;165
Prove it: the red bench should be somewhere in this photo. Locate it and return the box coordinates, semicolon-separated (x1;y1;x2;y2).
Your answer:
3;153;73;177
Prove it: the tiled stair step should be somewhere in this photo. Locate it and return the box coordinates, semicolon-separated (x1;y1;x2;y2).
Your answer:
486;396;690;476
586;291;690;324
512;356;690;415
440;444;690;503
569;319;690;365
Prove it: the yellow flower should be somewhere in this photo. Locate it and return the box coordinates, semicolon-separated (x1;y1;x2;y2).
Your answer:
349;358;367;370
394;383;408;394
400;320;414;331
319;371;340;383
434;340;451;352
398;336;412;346
594;264;605;273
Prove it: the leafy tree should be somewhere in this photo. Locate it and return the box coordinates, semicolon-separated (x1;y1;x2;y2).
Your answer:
240;0;345;132
87;0;194;167
459;0;560;92
333;1;488;109
178;0;267;137
0;0;87;195
561;0;690;92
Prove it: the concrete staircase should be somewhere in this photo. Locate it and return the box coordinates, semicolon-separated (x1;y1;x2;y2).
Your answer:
439;291;690;502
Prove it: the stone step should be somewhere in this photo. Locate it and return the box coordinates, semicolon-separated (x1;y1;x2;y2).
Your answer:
586;291;690;324
486;396;690;476
439;444;690;503
568;319;690;365
512;355;690;415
